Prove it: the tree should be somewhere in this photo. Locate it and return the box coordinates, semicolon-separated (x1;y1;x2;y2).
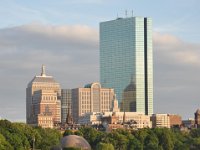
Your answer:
144;132;159;150
127;136;142;150
96;142;114;150
0;133;13;150
154;128;174;150
63;129;73;136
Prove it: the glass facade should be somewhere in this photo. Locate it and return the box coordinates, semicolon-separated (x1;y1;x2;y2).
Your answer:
61;89;72;123
100;17;153;115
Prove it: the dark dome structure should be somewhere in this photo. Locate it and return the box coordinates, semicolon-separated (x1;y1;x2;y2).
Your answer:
61;135;91;150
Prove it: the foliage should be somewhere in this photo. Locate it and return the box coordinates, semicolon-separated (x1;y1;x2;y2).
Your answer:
3;120;200;150
63;129;73;136
0;120;61;150
96;142;114;150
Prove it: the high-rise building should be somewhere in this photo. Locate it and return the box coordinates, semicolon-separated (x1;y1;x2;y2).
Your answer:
26;65;61;128
61;89;72;124
100;16;153;115
71;82;116;123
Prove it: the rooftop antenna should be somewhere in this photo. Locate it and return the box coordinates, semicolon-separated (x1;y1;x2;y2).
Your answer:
125;10;127;17
117;13;119;18
132;10;133;17
41;64;46;77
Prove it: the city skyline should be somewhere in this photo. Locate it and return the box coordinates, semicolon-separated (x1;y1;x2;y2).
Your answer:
0;0;200;121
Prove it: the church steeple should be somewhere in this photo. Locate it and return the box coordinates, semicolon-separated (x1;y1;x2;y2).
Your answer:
41;65;46;77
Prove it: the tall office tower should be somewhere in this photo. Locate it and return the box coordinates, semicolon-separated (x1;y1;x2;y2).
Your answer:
72;82;116;123
61;89;72;124
26;65;61;128
100;17;153;115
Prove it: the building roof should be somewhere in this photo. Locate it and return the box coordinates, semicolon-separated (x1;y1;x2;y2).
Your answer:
27;65;59;87
84;82;101;88
61;135;91;150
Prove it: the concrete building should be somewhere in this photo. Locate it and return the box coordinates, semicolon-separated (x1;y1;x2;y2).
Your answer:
151;114;170;128
100;16;153;115
61;89;72;124
72;82;115;123
26;65;61;128
79;112;152;129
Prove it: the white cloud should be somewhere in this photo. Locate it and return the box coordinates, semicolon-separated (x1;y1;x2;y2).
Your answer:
0;23;200;121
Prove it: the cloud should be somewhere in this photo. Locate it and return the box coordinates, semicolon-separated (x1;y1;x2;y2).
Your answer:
0;23;200;121
153;32;200;118
0;23;99;121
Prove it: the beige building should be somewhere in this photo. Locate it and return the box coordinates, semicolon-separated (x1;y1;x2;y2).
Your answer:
26;65;61;128
72;82;115;123
79;112;152;129
151;114;170;128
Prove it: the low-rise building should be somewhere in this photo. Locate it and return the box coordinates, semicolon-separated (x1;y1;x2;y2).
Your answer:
182;118;195;128
72;82;116;123
151;114;170;128
79;112;152;129
168;114;182;127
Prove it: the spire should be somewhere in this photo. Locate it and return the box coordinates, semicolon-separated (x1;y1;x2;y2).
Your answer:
41;65;46;77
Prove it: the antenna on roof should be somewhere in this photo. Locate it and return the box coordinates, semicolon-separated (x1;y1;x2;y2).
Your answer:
125;10;127;17
132;10;133;17
117;13;119;18
41;64;46;77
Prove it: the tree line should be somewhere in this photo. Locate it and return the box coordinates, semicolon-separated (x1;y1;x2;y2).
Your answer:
1;119;200;150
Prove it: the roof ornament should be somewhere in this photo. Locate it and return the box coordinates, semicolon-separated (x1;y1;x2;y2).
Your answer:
41;64;46;77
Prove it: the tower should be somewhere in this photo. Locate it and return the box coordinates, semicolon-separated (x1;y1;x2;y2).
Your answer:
100;16;153;115
26;65;61;127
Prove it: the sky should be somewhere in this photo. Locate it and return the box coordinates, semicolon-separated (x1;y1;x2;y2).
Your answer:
0;0;200;122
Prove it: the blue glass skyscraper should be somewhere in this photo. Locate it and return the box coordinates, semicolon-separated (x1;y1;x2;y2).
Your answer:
100;17;153;115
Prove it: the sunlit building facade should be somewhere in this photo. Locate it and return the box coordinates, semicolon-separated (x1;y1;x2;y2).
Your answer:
72;82;116;123
26;65;61;128
100;17;153;115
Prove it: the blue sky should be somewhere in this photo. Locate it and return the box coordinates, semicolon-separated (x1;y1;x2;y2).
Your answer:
0;0;200;121
1;0;199;42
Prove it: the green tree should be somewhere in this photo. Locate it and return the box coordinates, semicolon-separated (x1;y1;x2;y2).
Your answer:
154;128;174;150
35;127;61;150
96;142;114;150
74;130;83;136
127;136;142;150
144;132;159;150
0;133;13;150
79;127;102;149
63;129;73;136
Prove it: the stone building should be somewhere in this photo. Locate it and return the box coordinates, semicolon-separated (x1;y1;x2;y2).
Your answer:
72;82;115;123
26;65;61;128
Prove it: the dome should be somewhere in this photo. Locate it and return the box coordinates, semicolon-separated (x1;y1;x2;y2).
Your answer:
61;135;91;150
84;82;101;88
